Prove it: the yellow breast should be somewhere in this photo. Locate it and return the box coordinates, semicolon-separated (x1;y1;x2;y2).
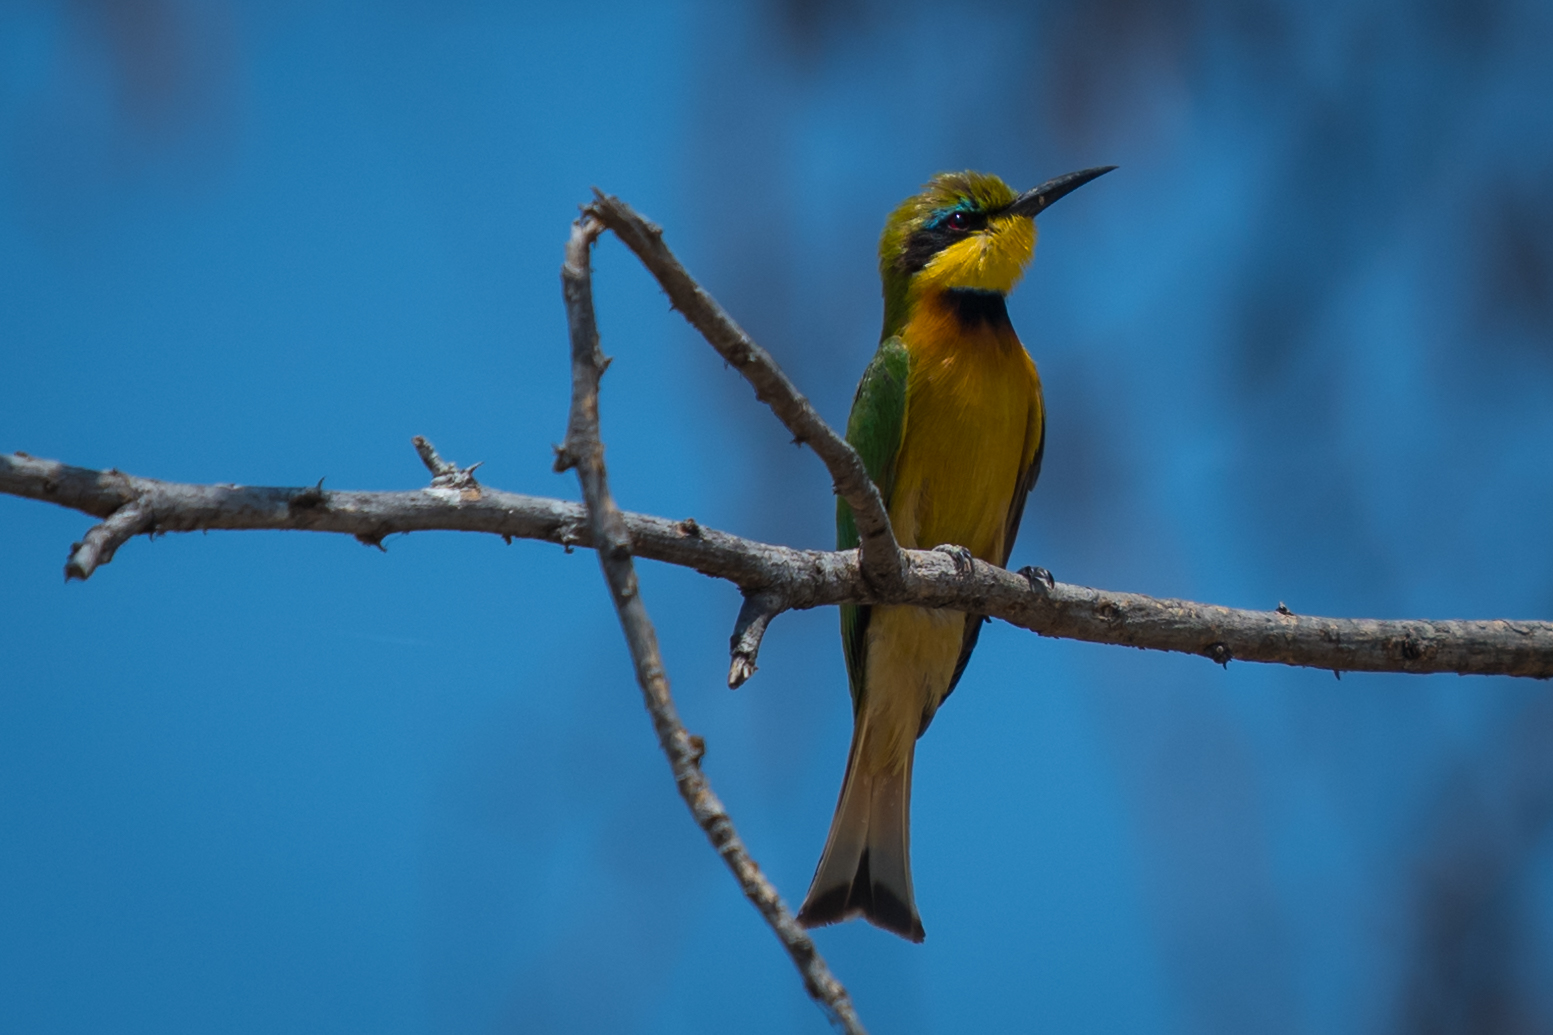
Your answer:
888;290;1044;562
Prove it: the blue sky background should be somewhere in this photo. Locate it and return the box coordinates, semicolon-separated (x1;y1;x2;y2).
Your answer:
4;1;1553;1032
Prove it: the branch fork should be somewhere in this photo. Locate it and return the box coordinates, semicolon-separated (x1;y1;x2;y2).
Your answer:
587;192;906;596
559;211;867;1033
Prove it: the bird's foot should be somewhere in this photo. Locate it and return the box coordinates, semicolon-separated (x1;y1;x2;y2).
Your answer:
933;543;975;576
1018;565;1055;591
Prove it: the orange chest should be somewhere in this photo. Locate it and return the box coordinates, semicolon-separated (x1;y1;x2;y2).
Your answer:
889;292;1044;559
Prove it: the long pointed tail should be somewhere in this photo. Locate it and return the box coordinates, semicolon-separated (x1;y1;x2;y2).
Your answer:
795;716;925;942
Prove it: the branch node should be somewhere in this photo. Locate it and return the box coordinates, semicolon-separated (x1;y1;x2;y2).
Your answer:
1205;641;1233;667
678;517;702;538
413;436;483;497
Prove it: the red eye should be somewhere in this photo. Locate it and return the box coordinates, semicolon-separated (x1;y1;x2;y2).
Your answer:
947;211;970;231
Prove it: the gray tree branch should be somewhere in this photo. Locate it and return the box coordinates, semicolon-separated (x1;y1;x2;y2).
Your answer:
588;191;905;594
7;448;1549;680
555;214;868;1034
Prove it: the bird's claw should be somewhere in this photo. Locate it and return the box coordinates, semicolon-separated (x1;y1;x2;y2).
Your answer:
1018;565;1055;591
933;543;975;576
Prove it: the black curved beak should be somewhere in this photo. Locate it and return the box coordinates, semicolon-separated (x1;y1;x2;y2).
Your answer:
1005;166;1117;219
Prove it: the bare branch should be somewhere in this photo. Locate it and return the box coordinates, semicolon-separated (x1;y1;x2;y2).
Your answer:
586;192;906;594
65;497;153;581
412;434;482;490
558;217;869;1034
0;450;816;587
728;590;785;689
7;450;1553;679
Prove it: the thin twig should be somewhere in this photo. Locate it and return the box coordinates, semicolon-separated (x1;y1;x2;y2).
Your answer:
64;497;153;581
558;217;869;1034
6;450;1553;679
0;448;805;585
413;434;483;494
412;435;458;478
728;590;785;689
587;192;905;594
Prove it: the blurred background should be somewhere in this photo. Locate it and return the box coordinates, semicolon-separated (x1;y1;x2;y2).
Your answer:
3;1;1553;1031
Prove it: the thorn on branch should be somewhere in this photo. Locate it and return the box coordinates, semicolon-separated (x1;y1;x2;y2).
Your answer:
1276;601;1294;616
355;531;388;552
288;480;327;510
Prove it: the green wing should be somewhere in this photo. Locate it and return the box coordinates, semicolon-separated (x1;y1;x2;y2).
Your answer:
837;336;910;713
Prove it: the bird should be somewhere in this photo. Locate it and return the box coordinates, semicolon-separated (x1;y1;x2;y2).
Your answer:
795;166;1114;942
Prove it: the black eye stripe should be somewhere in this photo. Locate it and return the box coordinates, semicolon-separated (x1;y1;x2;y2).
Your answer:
895;207;988;273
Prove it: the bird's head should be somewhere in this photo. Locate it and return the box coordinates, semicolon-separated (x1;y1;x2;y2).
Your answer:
878;166;1114;334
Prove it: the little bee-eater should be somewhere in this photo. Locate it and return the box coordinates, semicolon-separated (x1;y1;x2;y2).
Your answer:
796;166;1115;942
